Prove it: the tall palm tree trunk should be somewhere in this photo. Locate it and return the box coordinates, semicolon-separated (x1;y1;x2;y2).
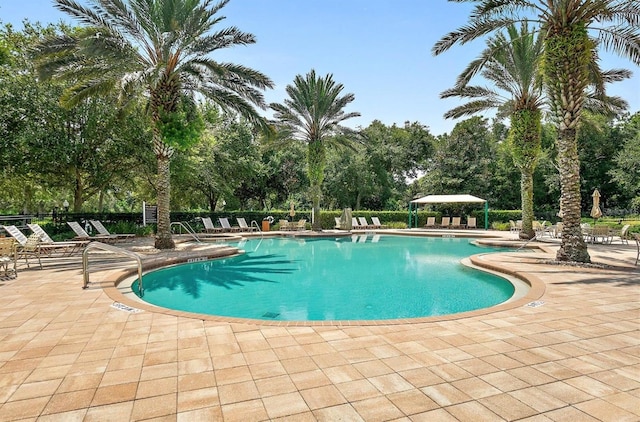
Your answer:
154;136;175;250
520;168;535;240
308;140;325;231
544;26;592;262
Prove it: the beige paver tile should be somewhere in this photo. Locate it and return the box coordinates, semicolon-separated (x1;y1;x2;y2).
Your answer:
480;392;538;420
281;356;318;374
217;380;260;405
335;379;381;402
220;398;268;422
248;360;288;379
177;386;219;412
538;381;595;404
398;367;445;388
177;372;216;392
6;378;62;402
91;381;137;406
421;382;472;406
386;389;439;415
508;386;567;412
312;403;364;421
254;374;296;398
99;367;142;387
322;364;364;384
351;396;403;422
602;391;640;416
262;391;310;418
369;373;414;394
36;408;87;421
136;376;177;399
543;405;600;421
447;400;503;421
300;385;347;410
0;396;50;420
410;407;459;421
177;405;223;421
290;369;332;390
41;388;95;415
574;398;638;422
130;393;177;420
565;375;620;396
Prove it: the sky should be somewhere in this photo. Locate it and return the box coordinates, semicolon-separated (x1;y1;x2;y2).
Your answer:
1;0;638;136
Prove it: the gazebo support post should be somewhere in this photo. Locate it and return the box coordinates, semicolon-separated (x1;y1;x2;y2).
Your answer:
484;201;489;230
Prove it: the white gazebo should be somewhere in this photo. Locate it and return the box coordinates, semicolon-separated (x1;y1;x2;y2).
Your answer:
408;194;488;229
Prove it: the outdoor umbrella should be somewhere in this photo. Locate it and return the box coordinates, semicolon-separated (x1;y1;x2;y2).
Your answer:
289;202;295;219
590;189;603;221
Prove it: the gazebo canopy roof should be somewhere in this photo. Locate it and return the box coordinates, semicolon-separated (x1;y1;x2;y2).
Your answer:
410;194;486;204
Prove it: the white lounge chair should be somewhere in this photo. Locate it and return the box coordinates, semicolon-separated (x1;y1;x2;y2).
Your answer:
358;217;374;229
450;217;464;229
218;217;240;232
236;217;256;232
201;217;221;233
90;220;135;241
425;216;436;229
371;217;387;229
27;223;88;255
352;217;364;229
4;225;78;259
67;221;118;243
466;217;477;229
439;217;451;229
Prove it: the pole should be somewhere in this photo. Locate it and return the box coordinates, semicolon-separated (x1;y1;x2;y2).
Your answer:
484;201;489;230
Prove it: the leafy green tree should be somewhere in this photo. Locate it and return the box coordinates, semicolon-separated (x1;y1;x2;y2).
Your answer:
433;0;639;262
418;117;495;205
35;0;273;249
609;112;640;212
441;23;544;239
270;70;360;230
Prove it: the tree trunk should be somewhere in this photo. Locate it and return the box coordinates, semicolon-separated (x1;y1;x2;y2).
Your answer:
308;140;326;231
519;168;536;240
73;169;83;213
154;139;175;249
556;127;590;262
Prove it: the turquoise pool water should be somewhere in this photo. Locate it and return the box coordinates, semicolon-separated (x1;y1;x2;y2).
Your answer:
132;235;515;321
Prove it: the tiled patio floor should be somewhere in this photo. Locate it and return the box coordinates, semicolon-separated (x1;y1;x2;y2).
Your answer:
0;231;638;421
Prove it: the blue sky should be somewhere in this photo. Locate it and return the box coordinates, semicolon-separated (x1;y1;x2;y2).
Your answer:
1;0;638;135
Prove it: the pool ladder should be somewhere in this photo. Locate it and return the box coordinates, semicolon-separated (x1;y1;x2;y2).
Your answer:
171;221;201;242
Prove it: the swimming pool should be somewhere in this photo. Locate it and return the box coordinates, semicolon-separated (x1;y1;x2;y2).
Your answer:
132;235;519;321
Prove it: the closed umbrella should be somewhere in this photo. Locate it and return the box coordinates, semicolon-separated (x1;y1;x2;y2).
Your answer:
289;201;295;219
590;189;602;221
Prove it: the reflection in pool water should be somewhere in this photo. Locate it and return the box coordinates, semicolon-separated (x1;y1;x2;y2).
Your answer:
133;235;515;321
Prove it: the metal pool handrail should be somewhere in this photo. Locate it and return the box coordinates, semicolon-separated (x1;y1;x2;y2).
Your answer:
82;241;144;296
171;221;201;242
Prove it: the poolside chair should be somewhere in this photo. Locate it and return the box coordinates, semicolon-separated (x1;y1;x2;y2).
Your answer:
439;216;451;229
334;217;342;229
14;233;43;269
236;217;257;232
219;217;240;232
67;221;118;243
27;223;89;255
278;220;292;231
4;225;78;257
295;219;307;231
634;233;639;266
358;217;374;229
613;224;630;245
0;237;17;276
466;217;477;229
352;217;364;229
90;220;135;241
424;216;436;229
450;217;465;229
201;217;222;233
371;217;387;229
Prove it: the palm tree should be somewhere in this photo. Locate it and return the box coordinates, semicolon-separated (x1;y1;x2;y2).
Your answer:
433;0;639;263
441;23;545;240
270;70;360;231
35;0;273;249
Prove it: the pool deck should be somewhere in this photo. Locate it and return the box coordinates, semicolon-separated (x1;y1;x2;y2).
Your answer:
0;230;638;421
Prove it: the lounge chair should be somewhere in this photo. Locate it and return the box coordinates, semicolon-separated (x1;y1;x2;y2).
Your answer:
439;217;451;229
352;217;364;229
424;216;436;229
634;233;639;266
0;237;17;276
358;217;374;229
371;217;387;229
67;221;118;243
466;217;477;229
613;224;630;244
237;217;257;232
334;217;342;229
16;234;43;269
450;217;465;229
295;219;307;231
90;220;135;241
219;217;240;232
4;225;79;258
278;220;292;231
201;217;222;233
27;223;89;255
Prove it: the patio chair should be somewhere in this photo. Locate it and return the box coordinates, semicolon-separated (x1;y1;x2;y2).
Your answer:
371;217;387;229
295;219;307;231
67;221;118;243
424;216;436;229
218;217;240;232
334;217;342;229
352;217;365;229
278;220;292;231
15;233;42;269
236;217;257;232
439;216;451;229
450;217;465;229
358;217;374;229
27;223;89;255
613;224;631;245
90;220;135;241
201;217;222;233
0;237;17;277
634;233;639;266
466;217;477;229
4;225;78;257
